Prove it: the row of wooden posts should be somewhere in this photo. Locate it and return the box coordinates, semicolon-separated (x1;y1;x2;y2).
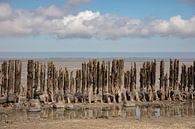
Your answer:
0;59;195;104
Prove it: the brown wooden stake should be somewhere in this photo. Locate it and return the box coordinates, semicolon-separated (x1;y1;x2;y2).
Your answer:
87;61;93;103
92;60;97;95
82;62;87;101
58;68;64;102
75;69;81;93
69;71;74;94
1;61;8;97
97;61;102;98
34;61;40;98
14;60;22;97
174;59;179;90
193;61;195;90
27;60;34;99
8;60;14;99
64;68;69;95
160;60;165;100
164;73;168;100
53;65;58;102
107;61;112;95
169;59;174;89
187;66;193;92
47;61;54;102
0;65;2;97
40;63;46;93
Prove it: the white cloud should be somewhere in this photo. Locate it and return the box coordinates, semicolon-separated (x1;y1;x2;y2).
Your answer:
0;3;12;19
0;3;195;39
36;5;64;18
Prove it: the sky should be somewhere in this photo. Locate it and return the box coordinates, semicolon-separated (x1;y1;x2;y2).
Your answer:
0;0;195;52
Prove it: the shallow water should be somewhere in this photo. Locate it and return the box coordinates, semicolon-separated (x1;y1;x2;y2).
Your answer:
0;102;194;124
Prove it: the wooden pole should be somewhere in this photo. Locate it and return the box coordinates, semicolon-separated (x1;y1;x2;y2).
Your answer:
8;60;15;99
34;61;40;98
47;61;54;102
75;69;81;93
53;65;58;102
107;61;112;95
64;68;70;95
14;60;22;96
58;68;64;94
193;61;195;90
69;71;74;94
40;63;46;93
160;60;165;90
0;64;2;97
169;59;174;89
2;61;8;97
87;61;93;103
164;73;168;100
27;60;34;99
174;59;179;90
93;60;97;95
160;60;165;100
82;62;87;100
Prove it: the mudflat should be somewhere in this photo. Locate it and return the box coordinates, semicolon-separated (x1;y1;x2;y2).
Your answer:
1;116;195;129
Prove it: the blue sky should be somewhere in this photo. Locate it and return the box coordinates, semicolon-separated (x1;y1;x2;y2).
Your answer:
0;0;195;52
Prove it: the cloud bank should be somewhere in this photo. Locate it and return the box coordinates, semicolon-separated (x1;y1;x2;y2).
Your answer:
0;3;195;39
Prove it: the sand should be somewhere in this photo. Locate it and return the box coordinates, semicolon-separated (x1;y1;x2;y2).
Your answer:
1;117;195;129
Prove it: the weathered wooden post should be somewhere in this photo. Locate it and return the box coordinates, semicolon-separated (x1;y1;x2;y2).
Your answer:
130;66;134;92
193;61;195;90
47;61;54;102
1;61;8;98
151;60;156;88
174;59;179;90
64;68;69;95
104;61;109;102
133;62;137;86
111;60;116;102
181;64;187;92
8;60;15;101
40;64;46;93
101;61;105;98
87;61;93;103
53;65;58;102
146;62;151;91
69;71;74;95
140;68;144;92
75;69;81;93
107;61;112;95
58;68;64;96
164;73;168;100
92;60;97;96
160;60;165;100
0;65;2;97
27;60;34;99
169;59;174;89
14;60;22;97
97;61;102;101
151;60;157;100
34;61;40;98
82;62;87;102
160;60;165;89
187;66;193;92
142;62;147;94
118;59;124;103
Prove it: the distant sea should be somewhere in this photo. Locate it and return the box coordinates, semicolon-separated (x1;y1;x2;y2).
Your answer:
0;52;195;59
